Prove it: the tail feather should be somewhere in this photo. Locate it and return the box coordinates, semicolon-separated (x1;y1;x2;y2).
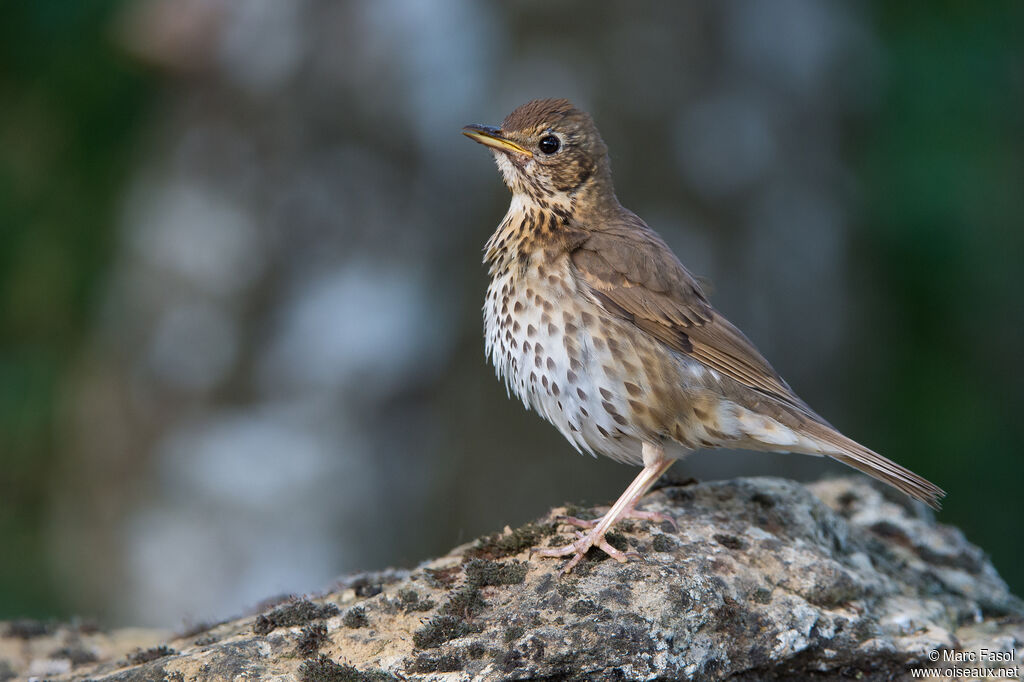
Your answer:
808;425;945;510
706;400;944;509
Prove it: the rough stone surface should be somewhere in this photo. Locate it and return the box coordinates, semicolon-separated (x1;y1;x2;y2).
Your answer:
2;477;1021;681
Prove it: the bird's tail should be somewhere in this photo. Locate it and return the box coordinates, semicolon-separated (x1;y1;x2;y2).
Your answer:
805;423;945;510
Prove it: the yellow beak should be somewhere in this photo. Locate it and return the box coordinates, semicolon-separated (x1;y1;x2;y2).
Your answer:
462;124;533;158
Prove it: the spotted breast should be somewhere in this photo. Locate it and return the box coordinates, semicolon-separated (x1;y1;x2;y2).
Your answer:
484;200;724;466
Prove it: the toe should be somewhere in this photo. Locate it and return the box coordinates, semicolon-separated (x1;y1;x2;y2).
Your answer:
624;509;678;532
556;515;600;529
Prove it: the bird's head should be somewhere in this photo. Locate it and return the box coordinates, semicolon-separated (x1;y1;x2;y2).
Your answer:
463;98;613;206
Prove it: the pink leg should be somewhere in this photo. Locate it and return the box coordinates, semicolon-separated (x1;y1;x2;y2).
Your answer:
534;443;675;574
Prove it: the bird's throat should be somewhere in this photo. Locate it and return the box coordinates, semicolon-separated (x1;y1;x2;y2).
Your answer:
484;194;573;275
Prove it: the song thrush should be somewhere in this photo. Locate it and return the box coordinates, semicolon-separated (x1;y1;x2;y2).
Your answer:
463;98;944;573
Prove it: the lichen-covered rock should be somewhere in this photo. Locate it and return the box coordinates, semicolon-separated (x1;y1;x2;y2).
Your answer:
2;477;1021;681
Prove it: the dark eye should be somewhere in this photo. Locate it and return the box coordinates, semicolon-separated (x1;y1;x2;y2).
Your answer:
538;135;560;154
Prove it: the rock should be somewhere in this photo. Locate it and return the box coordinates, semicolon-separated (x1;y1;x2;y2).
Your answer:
2;477;1021;681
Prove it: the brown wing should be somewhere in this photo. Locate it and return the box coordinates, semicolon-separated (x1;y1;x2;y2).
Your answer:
568;213;945;509
569;212;816;417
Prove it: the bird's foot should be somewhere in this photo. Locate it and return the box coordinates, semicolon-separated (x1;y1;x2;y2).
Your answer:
533;527;640;575
535;449;677;575
557;507;677;532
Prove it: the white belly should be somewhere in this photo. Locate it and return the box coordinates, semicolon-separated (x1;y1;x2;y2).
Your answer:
483;259;646;465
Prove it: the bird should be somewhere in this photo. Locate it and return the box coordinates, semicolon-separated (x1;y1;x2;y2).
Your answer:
463;98;944;573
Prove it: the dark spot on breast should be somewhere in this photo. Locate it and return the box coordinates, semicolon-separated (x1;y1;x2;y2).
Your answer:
599;388;613;400
546;357;555;371
567;370;577;383
534;294;544;306
627;399;645;414
693;407;709;421
516;251;531;275
523;341;531;353
535;356;542;368
513;321;521;333
527;325;537;337
601;400;617;415
596;425;610;438
624;382;642;397
580;407;589;417
581;311;595;326
565;323;578;336
541;312;551;325
552;383;560;396
534;343;544;355
542;300;554;312
570;357;583;372
547;323;558;335
514;301;524;313
542;376;549;389
592;337;606;351
577;387;587;400
530;372;537;383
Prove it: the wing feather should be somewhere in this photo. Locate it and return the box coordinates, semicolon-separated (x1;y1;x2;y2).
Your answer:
570;215;812;415
568;212;944;509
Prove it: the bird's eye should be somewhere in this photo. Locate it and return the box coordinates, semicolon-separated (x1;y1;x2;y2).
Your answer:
538;135;560;154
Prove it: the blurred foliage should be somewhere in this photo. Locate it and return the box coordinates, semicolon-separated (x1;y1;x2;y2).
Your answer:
0;1;151;618
857;1;1024;590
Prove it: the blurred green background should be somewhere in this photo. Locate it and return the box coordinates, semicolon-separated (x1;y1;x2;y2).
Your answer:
1;0;1021;626
1;1;152;618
